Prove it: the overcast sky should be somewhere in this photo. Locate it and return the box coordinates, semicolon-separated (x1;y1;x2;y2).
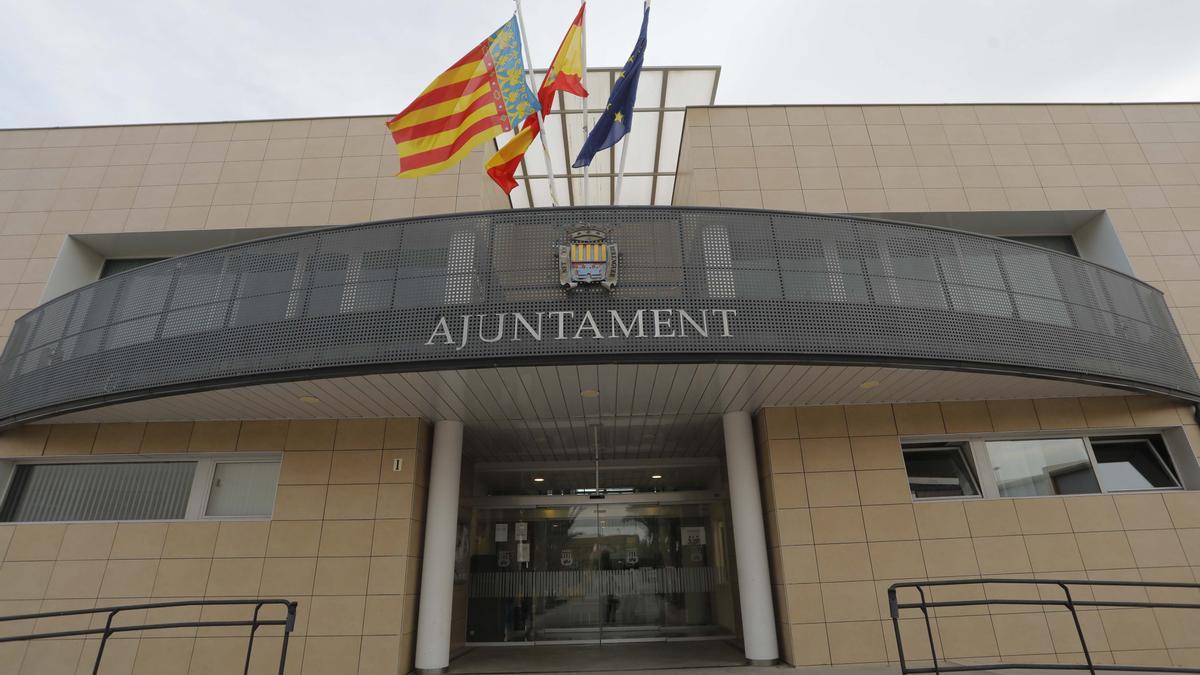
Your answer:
1;0;1199;129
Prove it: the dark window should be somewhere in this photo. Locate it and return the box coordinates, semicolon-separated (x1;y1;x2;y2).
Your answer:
1091;435;1180;491
1004;235;1079;257
902;443;980;499
0;459;281;523
99;258;168;279
0;462;195;522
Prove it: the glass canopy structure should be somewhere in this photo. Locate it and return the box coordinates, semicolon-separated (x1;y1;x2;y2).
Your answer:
497;66;720;207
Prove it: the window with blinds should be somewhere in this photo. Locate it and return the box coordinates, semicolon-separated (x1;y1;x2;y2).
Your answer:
0;458;279;523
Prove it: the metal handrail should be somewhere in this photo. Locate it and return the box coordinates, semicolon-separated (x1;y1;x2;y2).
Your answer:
0;598;298;675
889;578;1200;674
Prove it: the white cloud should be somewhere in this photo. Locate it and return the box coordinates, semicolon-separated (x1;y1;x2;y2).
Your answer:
1;0;1198;128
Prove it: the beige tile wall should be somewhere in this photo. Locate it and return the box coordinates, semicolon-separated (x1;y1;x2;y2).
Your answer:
0;416;431;675
0;118;510;341
674;103;1200;371
2;104;1200;671
755;395;1200;669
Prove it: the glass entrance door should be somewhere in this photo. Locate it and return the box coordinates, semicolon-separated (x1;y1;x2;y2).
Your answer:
595;502;730;640
464;500;737;644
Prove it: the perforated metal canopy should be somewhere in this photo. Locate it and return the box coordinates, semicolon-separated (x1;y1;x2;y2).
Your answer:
0;206;1195;440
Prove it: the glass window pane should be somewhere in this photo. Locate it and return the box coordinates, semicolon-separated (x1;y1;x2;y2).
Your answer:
570;176;611;206
664;69;716;108
536;177;569;208
510;186;530;209
206;462;279;518
1091;437;1179;491
902;445;979;499
634;70;662;109
658;111;685;173
540;113;568;175
654;176;676;205
579;176;611;205
616;176;652;206
622;111;659;174
1;462;196;522
523;141;547;177
585;71;610;111
529;178;553;207
986;438;1100;497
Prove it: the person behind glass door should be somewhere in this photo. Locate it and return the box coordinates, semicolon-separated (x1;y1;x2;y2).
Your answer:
599;547;619;624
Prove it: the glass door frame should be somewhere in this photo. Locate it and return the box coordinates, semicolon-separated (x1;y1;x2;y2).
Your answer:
463;489;733;646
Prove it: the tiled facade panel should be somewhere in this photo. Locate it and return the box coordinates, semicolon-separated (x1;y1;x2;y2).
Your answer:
755;396;1200;669
0;417;431;675
674;103;1200;372
0;105;1199;672
0;118;509;342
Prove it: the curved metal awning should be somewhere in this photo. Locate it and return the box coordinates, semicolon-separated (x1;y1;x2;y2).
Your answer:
0;206;1194;432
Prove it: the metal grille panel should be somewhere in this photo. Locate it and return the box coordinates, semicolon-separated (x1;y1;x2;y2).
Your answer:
0;461;195;522
0;206;1195;428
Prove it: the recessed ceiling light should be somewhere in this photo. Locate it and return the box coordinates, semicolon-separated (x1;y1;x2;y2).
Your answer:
533;477;545;482
651;474;662;479
859;381;881;390
298;395;321;403
580;388;600;398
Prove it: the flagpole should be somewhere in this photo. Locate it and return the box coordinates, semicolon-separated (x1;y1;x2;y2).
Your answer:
514;0;562;208
615;128;631;204
579;0;590;206
614;0;648;205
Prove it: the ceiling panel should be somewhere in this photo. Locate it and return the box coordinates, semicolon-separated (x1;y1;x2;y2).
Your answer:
43;363;1123;461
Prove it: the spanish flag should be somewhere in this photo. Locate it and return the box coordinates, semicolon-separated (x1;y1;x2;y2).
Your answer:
485;4;588;194
388;16;541;178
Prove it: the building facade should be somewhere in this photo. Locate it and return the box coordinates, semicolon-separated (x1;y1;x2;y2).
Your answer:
0;91;1199;675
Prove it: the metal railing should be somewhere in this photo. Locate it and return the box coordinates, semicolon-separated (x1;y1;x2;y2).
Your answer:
0;598;298;675
889;578;1200;674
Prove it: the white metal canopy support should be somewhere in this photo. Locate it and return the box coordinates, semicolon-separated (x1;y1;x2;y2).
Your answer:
722;410;780;665
413;420;465;674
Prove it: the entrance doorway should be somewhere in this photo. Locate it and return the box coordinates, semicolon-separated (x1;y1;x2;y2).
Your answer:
463;493;738;645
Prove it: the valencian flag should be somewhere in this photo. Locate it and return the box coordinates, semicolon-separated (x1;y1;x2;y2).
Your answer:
387;17;541;178
485;4;588;193
573;3;648;169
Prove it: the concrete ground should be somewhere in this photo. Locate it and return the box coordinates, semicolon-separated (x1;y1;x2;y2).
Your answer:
445;641;901;674
444;642;1153;674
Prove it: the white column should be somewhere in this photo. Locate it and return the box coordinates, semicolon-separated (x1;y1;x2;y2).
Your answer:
722;410;780;664
414;420;464;673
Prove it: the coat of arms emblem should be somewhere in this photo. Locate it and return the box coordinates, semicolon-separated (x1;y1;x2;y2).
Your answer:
559;228;618;290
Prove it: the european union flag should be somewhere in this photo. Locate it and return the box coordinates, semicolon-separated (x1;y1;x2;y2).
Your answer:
572;3;649;169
